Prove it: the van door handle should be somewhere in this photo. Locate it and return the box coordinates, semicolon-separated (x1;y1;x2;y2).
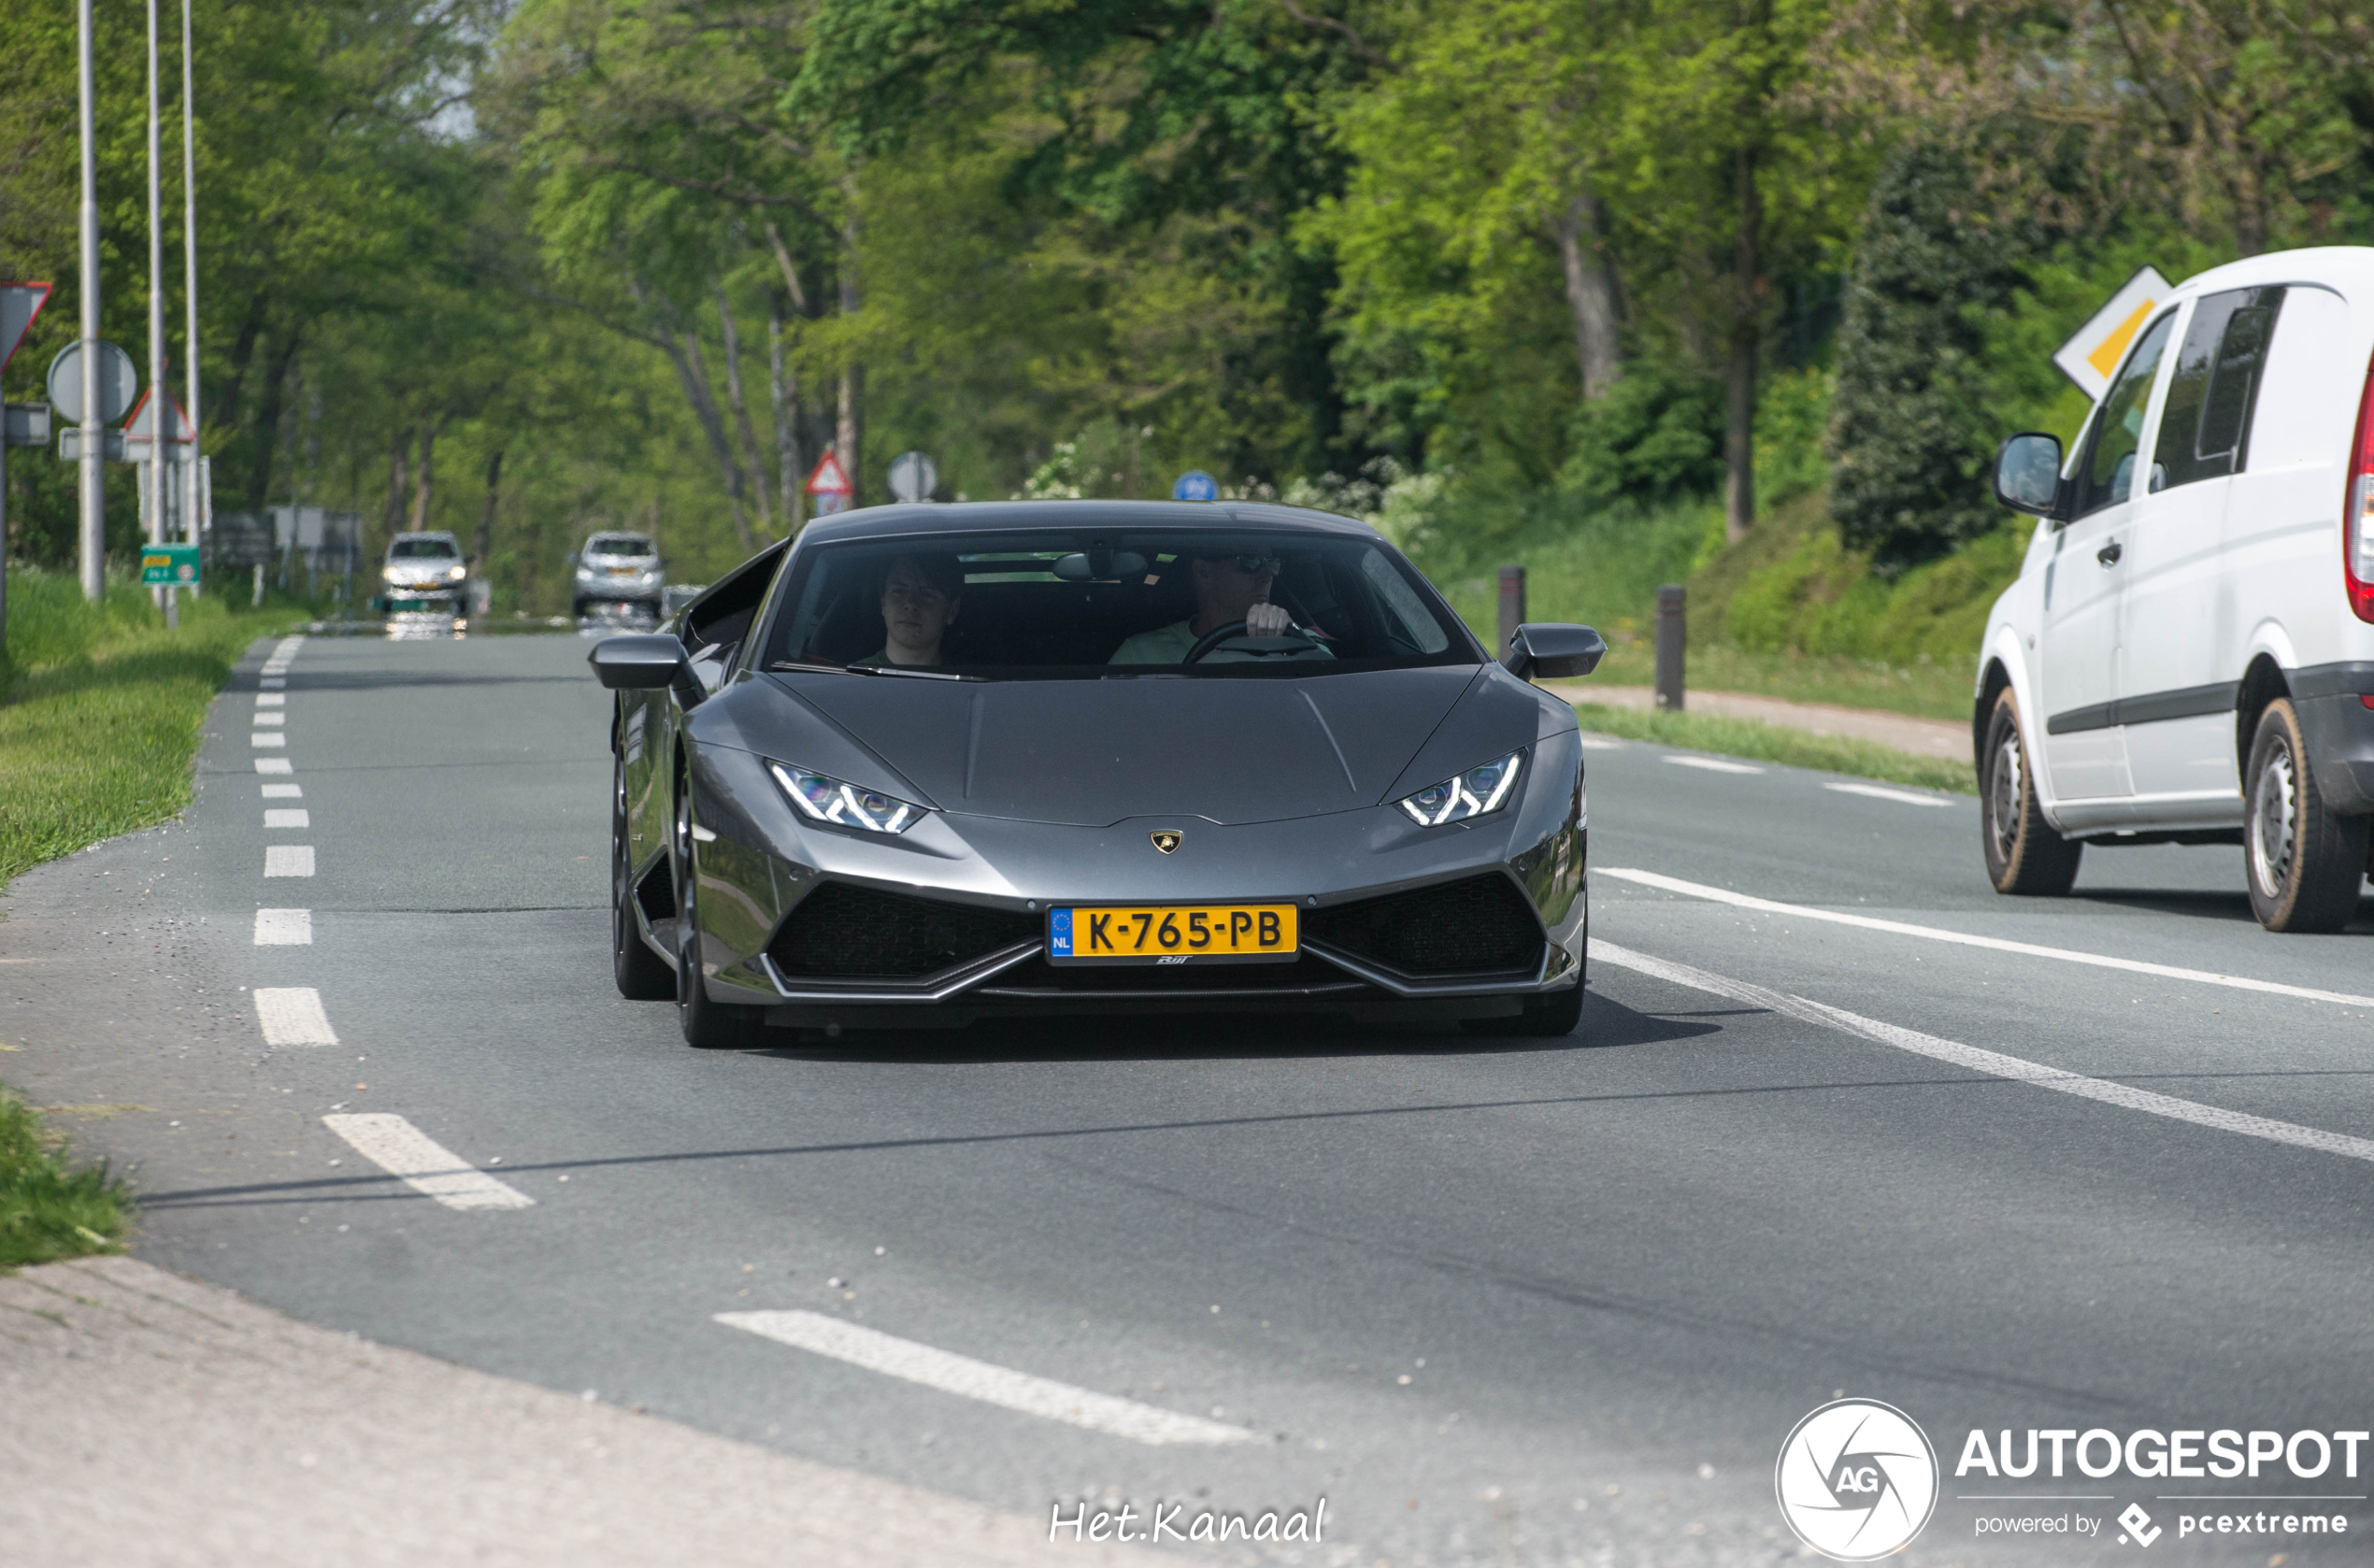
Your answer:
2096;541;2123;566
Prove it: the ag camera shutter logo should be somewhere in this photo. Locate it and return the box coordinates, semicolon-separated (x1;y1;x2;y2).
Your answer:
1775;1399;1939;1561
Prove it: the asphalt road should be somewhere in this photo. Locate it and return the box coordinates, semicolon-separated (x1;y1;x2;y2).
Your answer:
7;629;2372;1566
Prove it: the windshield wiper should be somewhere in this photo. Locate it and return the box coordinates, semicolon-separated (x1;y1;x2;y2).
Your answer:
767;659;851;676
851;664;982;682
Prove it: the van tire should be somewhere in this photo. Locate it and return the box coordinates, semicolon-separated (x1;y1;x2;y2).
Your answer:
2243;698;2369;933
1981;690;2082;895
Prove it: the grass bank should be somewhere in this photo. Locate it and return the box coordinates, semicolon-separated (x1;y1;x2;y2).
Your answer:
1571;702;1976;794
0;1089;129;1270
2;564;303;890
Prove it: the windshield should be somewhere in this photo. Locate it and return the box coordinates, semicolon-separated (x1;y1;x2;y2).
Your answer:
759;530;1471;679
388;537;459;560
587;535;655;557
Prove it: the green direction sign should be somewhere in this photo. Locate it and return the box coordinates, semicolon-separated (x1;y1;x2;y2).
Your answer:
140;543;200;586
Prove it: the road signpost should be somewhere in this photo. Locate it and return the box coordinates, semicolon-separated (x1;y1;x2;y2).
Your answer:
888;449;937;504
1;280;55;651
139;541;198;586
48;339;136;425
2052;266;2172;401
1171;469;1219;502
807;449;854;519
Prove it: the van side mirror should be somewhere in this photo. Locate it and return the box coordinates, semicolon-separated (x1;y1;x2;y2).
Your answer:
1995;433;2065;519
1504;622;1606;680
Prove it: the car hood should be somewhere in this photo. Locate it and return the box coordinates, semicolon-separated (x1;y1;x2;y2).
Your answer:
757;666;1488;826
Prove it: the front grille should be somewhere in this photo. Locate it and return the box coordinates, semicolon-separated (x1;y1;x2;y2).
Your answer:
981;954;1364;995
769;883;1038;979
1305;872;1543;977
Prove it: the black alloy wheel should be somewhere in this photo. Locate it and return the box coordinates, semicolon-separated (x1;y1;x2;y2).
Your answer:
1980;689;2082;895
674;777;757;1048
612;755;674;1000
2243;698;2369;933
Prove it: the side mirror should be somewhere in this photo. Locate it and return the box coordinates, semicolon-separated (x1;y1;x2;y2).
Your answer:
589;634;687;691
1504;622;1606;680
1994;433;2064;518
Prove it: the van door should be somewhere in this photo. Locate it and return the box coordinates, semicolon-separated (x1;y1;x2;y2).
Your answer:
2040;309;2178;804
2118;288;2284;813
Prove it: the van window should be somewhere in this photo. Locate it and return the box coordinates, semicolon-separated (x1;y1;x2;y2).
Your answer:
2069;311;2177;520
2151;287;2284;492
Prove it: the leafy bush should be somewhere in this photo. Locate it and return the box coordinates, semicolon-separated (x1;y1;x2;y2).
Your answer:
0;1089;128;1270
1559;359;1725;511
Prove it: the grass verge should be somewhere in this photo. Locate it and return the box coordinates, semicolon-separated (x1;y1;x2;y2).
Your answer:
1571;701;1977;794
0;1087;130;1271
1584;639;1973;720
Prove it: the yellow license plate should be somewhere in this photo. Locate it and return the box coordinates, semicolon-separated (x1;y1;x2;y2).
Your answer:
1048;904;1297;963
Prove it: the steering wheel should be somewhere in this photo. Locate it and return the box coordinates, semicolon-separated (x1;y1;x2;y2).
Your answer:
1182;619;1323;664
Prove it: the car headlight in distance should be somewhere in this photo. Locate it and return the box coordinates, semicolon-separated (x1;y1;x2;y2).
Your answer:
770;763;927;835
1397;749;1523;826
449;565;466;580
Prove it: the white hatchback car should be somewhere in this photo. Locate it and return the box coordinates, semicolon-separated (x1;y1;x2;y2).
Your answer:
1982;245;2374;932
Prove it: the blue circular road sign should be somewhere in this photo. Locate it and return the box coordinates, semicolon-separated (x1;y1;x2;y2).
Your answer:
1171;469;1219;502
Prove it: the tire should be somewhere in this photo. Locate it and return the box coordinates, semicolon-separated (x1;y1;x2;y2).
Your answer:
2243;698;2369;933
612;758;674;1000
674;782;757;1048
1981;689;2082;895
1466;979;1584;1037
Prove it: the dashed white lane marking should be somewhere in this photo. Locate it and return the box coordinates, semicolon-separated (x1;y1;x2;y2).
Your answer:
255;691;284;707
1824;781;1951;807
253;987;337;1046
250;732;286;748
1588;938;2374;1165
253;757;293;775
1598;867;2374;1009
264;808;309;829
715;1311;1260;1447
1576;735;1625;750
264;846;315;877
1663;755;1764;775
261;784;303;800
252;711;285;728
253;908;312;945
322;1114;536;1211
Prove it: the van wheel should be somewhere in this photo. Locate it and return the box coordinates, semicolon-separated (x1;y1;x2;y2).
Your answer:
2243;698;2368;933
1981;690;2081;894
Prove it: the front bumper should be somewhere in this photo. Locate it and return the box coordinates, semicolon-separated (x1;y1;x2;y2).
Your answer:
578;576;665;604
656;733;1589;1028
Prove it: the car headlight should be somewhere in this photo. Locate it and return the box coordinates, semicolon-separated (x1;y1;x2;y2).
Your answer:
770;763;927;835
381;567;401;583
449;565;466;580
1396;749;1523;826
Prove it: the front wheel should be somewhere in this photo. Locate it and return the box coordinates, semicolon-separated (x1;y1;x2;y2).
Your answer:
1981;689;2082;895
2243;698;2368;933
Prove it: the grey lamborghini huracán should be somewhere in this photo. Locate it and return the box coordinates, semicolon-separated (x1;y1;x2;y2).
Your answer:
592;502;1605;1048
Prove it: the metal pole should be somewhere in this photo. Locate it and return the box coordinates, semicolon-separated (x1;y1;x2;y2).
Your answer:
150;0;177;626
1496;564;1526;664
78;0;105;603
180;0;201;603
1654;583;1686;711
1;428;9;654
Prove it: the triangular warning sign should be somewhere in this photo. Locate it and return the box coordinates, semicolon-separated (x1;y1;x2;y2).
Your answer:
0;282;50;377
123;387;195;442
805;450;853;496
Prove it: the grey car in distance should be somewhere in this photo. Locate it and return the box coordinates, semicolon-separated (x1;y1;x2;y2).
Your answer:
591;502;1605;1048
573;531;665;619
378;531;469;615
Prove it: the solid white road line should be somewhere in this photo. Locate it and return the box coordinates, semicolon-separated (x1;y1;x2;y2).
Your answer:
1824;781;1951;807
1598;867;2374;1009
261;782;302;798
253;757;293;775
1664;755;1764;775
254;691;284;707
252;711;285;728
322;1114;535;1211
250;732;286;748
253;908;312;946
253;987;337;1047
264;846;315;877
264;808;309;829
715;1311;1262;1447
1587;938;2374;1165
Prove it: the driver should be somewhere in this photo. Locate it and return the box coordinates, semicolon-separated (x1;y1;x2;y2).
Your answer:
1108;551;1333;664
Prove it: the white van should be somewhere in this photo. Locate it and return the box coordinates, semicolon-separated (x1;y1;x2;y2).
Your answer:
1981;246;2374;932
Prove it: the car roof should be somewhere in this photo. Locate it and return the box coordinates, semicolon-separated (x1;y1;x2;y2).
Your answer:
794;499;1383;546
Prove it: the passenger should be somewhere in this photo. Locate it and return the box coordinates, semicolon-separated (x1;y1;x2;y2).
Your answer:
856;553;963;666
1109;551;1332;663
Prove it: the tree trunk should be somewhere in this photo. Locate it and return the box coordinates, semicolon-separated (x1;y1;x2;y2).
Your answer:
1723;143;1762;546
634;276;756;552
475;445;504;567
1553;185;1623;400
408;415;446;533
836;210;864;505
242;326;304;516
382;426;409;542
212;293;266;437
714;280;774;534
771;290;801;533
